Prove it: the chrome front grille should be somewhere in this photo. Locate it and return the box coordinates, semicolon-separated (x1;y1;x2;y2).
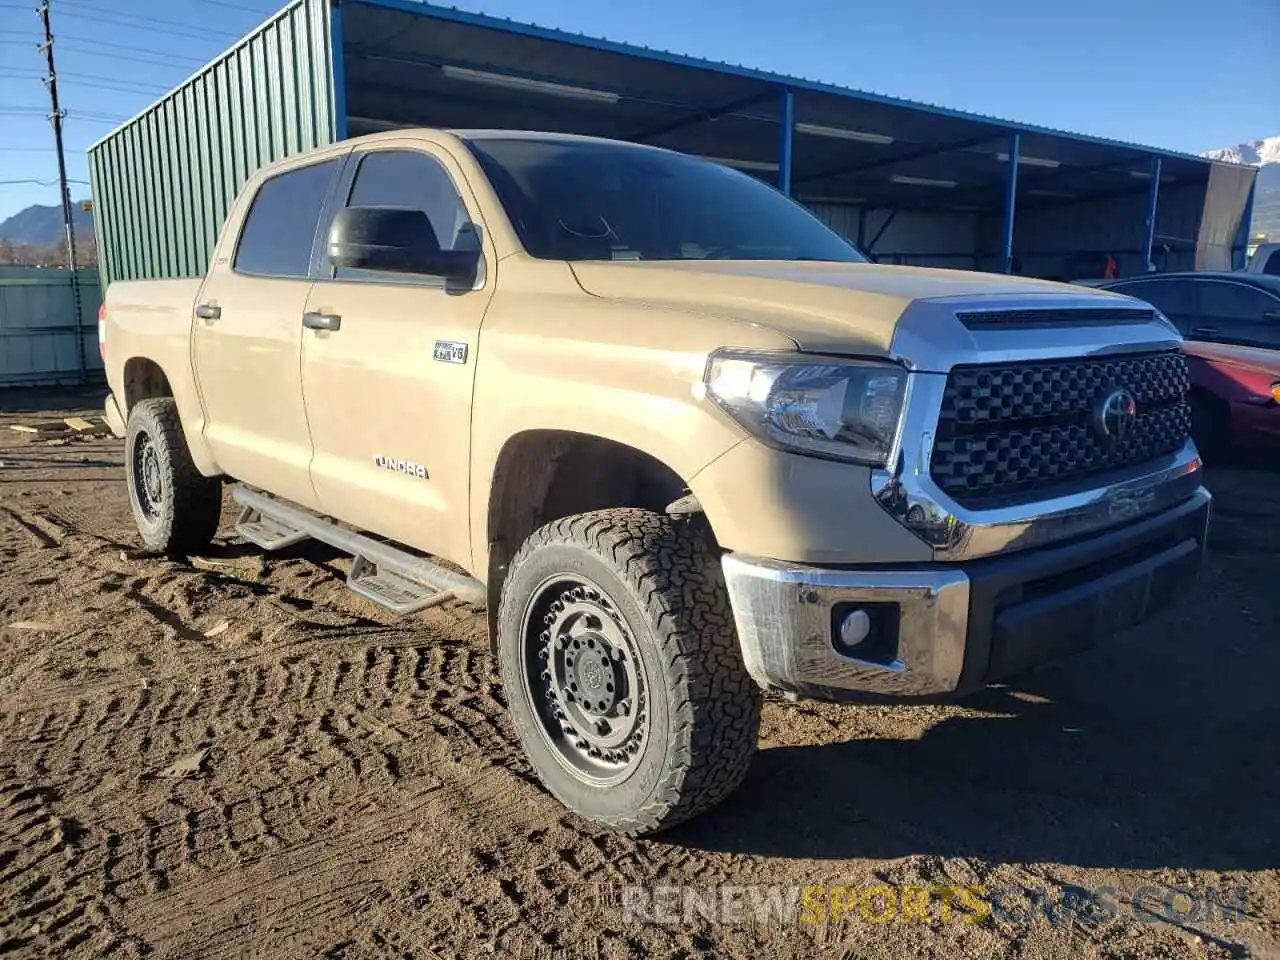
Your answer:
929;350;1191;505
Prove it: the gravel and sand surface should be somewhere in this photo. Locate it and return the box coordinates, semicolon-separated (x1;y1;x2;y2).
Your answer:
0;390;1275;959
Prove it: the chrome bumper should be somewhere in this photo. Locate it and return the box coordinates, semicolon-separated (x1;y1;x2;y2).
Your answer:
721;556;971;698
722;489;1211;700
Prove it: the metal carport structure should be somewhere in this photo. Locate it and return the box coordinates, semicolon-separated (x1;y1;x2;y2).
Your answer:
87;0;1257;288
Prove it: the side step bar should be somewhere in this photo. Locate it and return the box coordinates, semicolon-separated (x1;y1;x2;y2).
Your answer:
232;486;485;612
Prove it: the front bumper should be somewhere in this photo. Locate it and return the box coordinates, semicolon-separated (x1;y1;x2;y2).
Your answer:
722;488;1211;700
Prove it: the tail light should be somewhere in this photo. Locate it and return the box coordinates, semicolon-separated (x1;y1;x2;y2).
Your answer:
98;303;106;363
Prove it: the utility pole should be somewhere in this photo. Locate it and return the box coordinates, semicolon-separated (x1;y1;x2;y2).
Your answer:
37;0;87;382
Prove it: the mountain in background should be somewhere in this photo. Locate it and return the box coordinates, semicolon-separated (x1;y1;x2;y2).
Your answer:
1204;136;1280;241
0;202;93;247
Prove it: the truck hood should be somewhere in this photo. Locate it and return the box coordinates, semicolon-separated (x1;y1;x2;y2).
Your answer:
569;260;1123;354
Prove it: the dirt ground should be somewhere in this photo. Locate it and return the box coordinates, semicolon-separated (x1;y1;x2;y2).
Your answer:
0;388;1276;960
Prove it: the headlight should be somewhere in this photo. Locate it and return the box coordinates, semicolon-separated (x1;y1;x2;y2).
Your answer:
1271;382;1280;404
704;350;908;466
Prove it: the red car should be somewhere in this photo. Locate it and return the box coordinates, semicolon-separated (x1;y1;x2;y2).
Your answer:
1182;340;1280;460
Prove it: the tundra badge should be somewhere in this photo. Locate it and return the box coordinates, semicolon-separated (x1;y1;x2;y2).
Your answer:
373;455;427;479
433;340;468;364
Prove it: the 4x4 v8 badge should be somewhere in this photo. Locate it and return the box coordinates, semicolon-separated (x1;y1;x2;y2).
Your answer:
433;340;468;364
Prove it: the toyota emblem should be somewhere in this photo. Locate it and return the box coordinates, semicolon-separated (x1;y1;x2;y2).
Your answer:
1094;388;1137;442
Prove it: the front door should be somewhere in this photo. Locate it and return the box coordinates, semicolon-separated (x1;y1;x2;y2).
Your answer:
1190;280;1280;350
299;144;495;569
193;156;343;508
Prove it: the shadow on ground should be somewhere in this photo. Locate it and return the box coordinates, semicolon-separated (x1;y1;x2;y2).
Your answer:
0;386;106;415
667;465;1279;872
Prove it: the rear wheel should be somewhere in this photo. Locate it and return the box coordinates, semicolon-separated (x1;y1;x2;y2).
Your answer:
498;508;761;835
125;398;222;556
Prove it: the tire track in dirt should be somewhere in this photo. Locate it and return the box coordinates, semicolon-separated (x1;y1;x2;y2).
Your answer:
0;771;147;958
7;416;1274;959
0;462;833;957
0;477;762;957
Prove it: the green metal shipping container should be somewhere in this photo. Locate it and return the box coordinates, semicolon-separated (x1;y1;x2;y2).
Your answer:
87;0;339;287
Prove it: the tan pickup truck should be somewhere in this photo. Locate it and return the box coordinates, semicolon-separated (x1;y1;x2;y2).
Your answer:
101;129;1210;834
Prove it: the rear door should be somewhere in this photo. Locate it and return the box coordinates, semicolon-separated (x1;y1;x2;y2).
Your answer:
193;154;345;507
1189;280;1280;350
299;142;495;568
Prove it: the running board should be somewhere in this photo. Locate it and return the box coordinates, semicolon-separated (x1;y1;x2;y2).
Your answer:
347;556;457;614
231;486;486;611
235;506;309;551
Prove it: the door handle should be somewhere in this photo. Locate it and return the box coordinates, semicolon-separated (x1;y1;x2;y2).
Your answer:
195;303;220;321
1191;325;1218;337
302;311;341;332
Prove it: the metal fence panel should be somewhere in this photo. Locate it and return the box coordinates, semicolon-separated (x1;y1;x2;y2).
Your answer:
0;269;103;386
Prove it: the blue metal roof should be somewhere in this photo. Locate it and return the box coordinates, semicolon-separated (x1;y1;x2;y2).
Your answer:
352;0;1212;166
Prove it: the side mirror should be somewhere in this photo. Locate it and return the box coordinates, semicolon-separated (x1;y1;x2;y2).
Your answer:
327;206;479;281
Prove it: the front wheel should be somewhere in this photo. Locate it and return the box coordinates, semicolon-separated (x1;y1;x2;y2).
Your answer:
498;508;761;835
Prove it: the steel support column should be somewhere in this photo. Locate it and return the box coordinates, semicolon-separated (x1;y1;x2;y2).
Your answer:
1001;133;1019;273
1232;178;1256;270
1142;156;1161;272
778;87;793;195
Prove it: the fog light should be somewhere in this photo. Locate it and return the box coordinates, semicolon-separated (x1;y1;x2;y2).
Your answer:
839;609;872;647
831;602;901;666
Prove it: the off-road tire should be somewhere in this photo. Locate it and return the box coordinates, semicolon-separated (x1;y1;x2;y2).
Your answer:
498;508;762;835
125;398;222;556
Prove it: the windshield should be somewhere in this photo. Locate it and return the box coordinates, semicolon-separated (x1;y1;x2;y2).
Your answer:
464;136;866;263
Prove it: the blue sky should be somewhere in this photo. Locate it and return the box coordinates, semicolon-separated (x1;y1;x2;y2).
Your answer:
1;0;1277;222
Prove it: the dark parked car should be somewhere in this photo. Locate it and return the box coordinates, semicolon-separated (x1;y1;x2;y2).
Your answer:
1100;272;1280;351
1099;273;1280;459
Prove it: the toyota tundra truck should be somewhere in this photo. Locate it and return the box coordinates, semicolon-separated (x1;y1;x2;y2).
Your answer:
100;129;1210;835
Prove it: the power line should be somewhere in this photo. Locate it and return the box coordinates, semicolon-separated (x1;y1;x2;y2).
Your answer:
53;4;245;42
0;106;132;123
7;26;206;64
57;43;208;70
67;112;131;123
0;68;170;94
57;34;210;64
194;0;277;12
0;177;90;186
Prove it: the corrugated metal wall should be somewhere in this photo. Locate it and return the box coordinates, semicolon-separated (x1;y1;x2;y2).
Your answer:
807;203;981;269
87;0;338;287
991;183;1207;278
0;269;103;386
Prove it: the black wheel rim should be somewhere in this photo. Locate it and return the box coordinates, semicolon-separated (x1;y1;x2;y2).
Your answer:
132;431;164;521
521;574;649;785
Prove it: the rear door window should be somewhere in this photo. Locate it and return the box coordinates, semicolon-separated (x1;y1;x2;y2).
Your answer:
234;159;340;277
